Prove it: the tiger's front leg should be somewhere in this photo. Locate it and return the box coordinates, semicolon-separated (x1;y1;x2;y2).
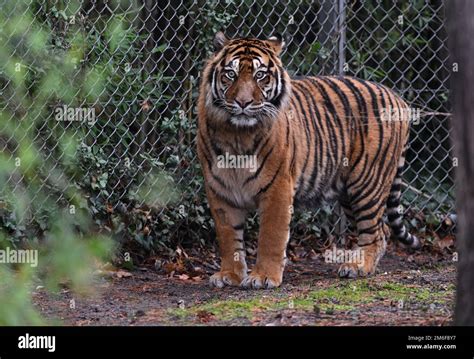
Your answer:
241;178;293;290
207;190;248;288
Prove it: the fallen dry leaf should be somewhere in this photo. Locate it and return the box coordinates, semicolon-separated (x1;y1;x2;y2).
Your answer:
196;310;214;323
163;261;185;274
115;270;133;279
436;236;455;250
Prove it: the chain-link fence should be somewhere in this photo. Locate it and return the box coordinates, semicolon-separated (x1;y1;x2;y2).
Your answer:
0;0;454;249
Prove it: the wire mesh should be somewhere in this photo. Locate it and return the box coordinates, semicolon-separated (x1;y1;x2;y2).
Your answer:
0;0;454;244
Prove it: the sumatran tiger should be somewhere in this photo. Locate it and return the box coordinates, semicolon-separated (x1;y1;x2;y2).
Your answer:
197;32;421;289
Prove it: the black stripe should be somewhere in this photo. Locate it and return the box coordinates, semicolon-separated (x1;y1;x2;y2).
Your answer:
388;213;402;223
289;92;311;195
270;67;286;108
257;163;283;196
341;77;369;135
244;145;274;185
304;78;339;186
347;80;386;190
355;203;383;223
309;78;346;156
289;130;297;176
208;186;244;209
231;49;266;58
233;223;245;231
250;133;265;154
292;81;325;197
319;77;353;123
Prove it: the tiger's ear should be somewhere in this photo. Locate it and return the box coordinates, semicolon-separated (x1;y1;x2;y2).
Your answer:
213;31;229;52
266;34;286;55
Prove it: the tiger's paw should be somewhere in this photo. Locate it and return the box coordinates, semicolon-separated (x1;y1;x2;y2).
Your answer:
338;239;386;278
240;271;282;290
337;262;375;278
209;271;244;288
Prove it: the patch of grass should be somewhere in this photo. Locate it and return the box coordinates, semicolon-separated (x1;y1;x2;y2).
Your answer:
171;298;278;321
168;285;365;322
373;281;452;304
167;279;455;323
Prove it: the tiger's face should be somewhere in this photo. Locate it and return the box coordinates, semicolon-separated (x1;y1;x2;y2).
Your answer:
205;32;291;128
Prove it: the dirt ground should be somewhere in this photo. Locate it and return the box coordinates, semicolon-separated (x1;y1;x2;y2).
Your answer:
32;241;456;326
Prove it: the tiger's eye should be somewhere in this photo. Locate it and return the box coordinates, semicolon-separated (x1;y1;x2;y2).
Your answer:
226;70;236;80
255;71;266;80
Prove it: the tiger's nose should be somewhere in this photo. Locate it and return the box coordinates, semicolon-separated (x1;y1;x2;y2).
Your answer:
235;99;253;109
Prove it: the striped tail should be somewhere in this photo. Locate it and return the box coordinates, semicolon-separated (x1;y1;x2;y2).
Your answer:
386;150;421;249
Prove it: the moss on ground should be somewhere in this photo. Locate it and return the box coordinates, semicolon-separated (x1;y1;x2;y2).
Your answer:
168;278;454;323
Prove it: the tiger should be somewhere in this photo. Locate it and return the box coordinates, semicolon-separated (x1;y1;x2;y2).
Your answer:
196;32;421;289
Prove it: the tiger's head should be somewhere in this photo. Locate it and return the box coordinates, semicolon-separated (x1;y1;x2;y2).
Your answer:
202;32;291;128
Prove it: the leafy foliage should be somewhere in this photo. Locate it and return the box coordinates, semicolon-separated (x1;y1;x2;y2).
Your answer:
0;0;454;272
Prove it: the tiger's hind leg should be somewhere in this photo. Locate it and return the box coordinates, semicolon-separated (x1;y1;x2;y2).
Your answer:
337;211;388;278
337;182;392;278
